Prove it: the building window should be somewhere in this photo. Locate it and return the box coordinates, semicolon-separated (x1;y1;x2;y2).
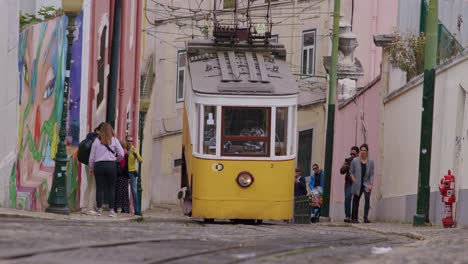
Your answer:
302;29;316;76
270;34;278;44
97;26;108;108
222;107;270;157
176;51;186;103
174;158;183;167
224;0;235;9
130;0;136;50
125;98;132;136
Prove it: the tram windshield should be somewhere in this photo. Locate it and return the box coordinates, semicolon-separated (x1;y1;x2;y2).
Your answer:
196;104;295;158
222;107;270;156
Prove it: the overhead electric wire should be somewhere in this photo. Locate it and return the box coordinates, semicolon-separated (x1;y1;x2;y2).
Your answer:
151;0;326;12
145;0;332;79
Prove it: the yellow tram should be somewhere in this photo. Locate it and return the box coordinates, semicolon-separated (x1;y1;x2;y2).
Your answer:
178;40;299;222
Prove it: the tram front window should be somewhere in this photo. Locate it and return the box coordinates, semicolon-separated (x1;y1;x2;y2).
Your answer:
222;107;270;156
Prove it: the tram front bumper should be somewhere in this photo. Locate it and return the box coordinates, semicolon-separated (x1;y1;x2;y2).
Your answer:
191;198;293;220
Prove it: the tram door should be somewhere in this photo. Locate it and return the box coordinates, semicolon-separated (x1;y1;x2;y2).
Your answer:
297;129;313;176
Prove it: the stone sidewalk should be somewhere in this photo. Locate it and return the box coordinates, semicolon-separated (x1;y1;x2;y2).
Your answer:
0;203;187;222
0;207;140;222
0;205;458;242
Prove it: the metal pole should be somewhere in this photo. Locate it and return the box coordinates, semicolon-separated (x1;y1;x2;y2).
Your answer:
414;0;438;226
46;14;77;215
137;111;146;212
321;0;341;218
419;0;428;33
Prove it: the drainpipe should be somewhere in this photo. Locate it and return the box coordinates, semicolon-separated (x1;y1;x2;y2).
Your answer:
414;0;438;227
117;0;127;137
420;0;428;33
370;0;378;80
134;0;144;211
374;35;395;222
133;0;143;142
322;0;341;218
289;0;296;66
350;0;354;31
87;0;96;131
107;0;122;129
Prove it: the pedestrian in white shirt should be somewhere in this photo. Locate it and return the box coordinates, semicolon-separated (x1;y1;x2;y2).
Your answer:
89;123;124;217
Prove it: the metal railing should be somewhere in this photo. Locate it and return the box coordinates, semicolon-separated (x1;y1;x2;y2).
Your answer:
293;195;312;224
437;22;464;64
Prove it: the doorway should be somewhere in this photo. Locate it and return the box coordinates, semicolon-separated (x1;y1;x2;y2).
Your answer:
297;129;313;176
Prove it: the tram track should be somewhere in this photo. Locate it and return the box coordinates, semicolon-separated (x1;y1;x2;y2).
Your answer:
142;236;391;264
0;217;410;264
228;237;390;264
0;238;194;261
0;233;395;263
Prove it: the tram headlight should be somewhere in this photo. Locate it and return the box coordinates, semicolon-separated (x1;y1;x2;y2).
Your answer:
236;172;254;188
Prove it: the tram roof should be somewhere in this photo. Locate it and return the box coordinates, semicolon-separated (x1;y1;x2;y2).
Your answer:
186;40;299;96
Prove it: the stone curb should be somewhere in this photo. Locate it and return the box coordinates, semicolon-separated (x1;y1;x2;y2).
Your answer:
0;209;141;222
350;224;426;241
0;211;62;220
318;222;427;241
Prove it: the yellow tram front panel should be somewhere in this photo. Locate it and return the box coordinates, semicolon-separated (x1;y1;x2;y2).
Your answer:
191;157;294;220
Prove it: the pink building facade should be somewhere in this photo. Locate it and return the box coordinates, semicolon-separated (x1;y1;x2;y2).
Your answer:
87;0;142;141
329;78;383;220
340;0;399;85
87;0;111;131
9;0;143;211
115;0;142;140
328;0;399;220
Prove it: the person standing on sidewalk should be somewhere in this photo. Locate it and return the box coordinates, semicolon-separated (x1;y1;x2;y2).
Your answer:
294;168;308;197
350;144;374;224
126;135;143;216
89;123;124;217
340;146;359;223
81;123;104;216
115;139;130;214
308;164;324;223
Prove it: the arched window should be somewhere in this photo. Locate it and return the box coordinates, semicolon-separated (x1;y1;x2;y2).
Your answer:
97;26;108;108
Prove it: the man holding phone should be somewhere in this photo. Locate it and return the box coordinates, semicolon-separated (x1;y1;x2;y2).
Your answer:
126;135;143;216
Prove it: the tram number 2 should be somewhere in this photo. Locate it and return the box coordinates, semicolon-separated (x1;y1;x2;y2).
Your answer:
212;163;224;172
270;163;274;168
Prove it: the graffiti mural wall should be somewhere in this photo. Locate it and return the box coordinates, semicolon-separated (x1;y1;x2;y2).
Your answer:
68;13;83;147
12;15;82;211
67;12;84;211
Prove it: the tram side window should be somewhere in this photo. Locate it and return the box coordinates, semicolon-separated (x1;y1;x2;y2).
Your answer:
275;107;288;156
222;107;270;156
203;106;217;155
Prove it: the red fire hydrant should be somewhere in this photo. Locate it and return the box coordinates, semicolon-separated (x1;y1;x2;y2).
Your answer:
439;170;456;228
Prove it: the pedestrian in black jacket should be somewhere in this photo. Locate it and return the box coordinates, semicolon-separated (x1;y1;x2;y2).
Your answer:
294;168;307;197
340;146;359;223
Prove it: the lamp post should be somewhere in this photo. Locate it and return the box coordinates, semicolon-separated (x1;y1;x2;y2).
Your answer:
414;0;438;227
46;0;83;215
138;111;147;213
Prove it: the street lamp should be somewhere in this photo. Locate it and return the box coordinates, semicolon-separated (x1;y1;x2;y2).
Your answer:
46;0;83;215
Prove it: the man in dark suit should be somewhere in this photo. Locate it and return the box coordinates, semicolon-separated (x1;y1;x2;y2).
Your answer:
294;168;308;197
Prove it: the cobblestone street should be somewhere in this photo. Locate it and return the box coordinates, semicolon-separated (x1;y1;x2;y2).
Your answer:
0;207;464;264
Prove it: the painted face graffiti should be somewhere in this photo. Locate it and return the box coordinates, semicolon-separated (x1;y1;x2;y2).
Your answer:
16;17;67;210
